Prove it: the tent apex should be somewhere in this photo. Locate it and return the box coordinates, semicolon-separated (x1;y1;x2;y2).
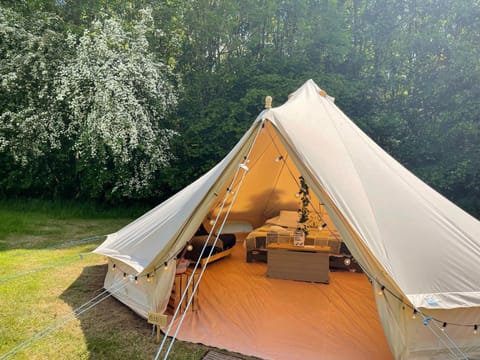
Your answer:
265;95;272;109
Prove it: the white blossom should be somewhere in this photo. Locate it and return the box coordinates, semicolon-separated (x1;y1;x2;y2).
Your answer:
0;6;179;199
57;10;179;197
0;7;65;164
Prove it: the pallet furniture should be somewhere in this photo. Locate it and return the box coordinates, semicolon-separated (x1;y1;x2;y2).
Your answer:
168;268;200;313
266;243;331;283
246;235;267;262
246;228;341;263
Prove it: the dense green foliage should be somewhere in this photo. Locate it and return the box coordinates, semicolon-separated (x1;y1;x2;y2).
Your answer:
0;0;479;217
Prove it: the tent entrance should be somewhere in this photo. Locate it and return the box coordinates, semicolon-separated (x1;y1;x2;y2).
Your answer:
166;122;393;359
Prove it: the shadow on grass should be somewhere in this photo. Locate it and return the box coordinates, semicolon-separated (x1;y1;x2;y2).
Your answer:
60;264;160;359
60;264;209;360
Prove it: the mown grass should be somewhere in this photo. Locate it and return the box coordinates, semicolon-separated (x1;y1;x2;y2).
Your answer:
0;199;235;360
0;198;149;247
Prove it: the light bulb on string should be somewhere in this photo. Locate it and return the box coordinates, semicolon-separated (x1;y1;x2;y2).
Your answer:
134;276;138;285
377;285;385;296
275;155;283;163
412;309;418;319
474;325;478;335
239;163;249;171
441;322;447;331
186;244;193;252
164;262;168;270
123;273;127;280
112;263;116;271
147;274;152;283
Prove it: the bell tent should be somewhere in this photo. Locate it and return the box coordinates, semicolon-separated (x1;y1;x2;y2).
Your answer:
94;80;480;359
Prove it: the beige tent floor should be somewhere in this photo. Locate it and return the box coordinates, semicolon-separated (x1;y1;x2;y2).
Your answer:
169;242;394;360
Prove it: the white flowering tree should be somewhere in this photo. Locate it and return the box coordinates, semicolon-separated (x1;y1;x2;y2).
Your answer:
57;9;178;199
0;7;72;198
0;5;179;200
0;7;66;165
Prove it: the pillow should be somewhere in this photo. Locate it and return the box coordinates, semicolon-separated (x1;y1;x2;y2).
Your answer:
265;215;280;225
266;210;299;228
268;225;291;233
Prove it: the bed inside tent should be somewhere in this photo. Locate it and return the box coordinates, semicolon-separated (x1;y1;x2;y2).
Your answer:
158;121;394;360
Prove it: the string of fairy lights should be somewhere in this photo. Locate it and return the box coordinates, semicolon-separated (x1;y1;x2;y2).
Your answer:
108;252;181;285
370;277;472;359
371;275;479;333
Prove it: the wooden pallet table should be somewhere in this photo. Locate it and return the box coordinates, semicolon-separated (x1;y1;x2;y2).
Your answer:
266;243;331;283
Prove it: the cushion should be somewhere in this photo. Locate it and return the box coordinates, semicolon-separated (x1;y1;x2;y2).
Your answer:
266;210;299;228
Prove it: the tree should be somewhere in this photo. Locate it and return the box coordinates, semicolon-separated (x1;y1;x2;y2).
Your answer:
0;6;69;196
0;6;179;201
57;8;179;200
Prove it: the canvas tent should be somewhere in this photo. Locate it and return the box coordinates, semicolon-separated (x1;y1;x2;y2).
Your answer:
94;80;480;359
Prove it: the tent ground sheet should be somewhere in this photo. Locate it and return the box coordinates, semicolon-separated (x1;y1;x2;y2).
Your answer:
167;242;394;360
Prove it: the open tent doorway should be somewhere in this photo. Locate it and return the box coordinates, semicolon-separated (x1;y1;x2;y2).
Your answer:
168;120;394;359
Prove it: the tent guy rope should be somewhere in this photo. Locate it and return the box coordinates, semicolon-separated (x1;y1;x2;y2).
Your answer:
365;269;472;359
0;235;105;284
154;119;265;360
162;161;251;360
6;234;105;259
420;313;468;360
0;280;128;360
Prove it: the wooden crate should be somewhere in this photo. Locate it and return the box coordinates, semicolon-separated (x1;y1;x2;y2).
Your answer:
168;268;200;313
266;245;330;284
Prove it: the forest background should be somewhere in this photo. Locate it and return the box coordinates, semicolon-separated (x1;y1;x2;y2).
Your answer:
1;0;479;218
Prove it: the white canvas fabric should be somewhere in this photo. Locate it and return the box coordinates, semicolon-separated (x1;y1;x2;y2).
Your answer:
94;80;480;359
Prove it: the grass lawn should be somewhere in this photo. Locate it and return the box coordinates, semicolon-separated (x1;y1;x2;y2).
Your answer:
0;200;244;360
